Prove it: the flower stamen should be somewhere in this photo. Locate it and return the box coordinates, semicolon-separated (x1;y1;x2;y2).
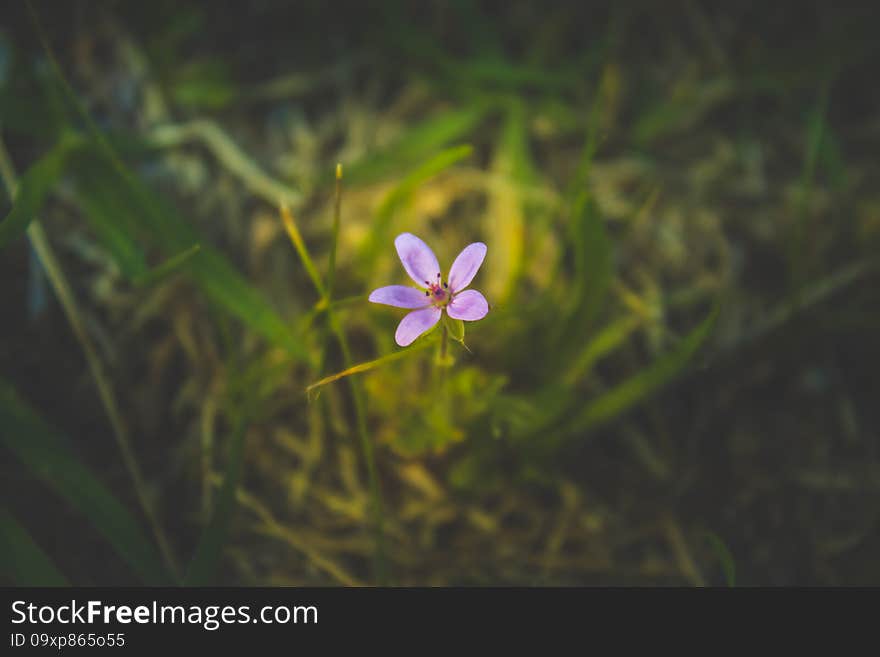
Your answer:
424;275;450;307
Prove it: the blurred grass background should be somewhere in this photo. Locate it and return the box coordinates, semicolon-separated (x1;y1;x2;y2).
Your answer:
1;0;879;585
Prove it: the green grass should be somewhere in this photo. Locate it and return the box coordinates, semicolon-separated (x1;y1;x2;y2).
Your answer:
1;1;876;587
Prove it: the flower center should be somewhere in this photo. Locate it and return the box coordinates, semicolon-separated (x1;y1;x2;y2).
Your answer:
424;272;450;307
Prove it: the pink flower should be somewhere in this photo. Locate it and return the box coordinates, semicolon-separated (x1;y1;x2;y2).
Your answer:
369;233;489;346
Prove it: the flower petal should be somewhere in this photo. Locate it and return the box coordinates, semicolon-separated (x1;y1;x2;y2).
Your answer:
395;307;441;346
368;285;430;309
395;233;441;287
447;289;489;321
448;242;487;292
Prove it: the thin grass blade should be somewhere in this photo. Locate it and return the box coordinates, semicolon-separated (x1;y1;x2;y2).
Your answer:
184;413;248;585
0;505;70;586
0;131;82;250
0;379;174;584
560;303;719;439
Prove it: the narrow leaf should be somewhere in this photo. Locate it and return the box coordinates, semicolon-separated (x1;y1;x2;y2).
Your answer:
346;107;484;184
69;152;149;278
0;131;82;250
564;314;642;385
484;102;529;302
0;378;173;584
561;303;719;438
570;192;612;328
132;243;202;288
184;414;248;585
705;531;737;587
542;192;613;375
0;505;69;586
306;336;436;397
360;144;473;267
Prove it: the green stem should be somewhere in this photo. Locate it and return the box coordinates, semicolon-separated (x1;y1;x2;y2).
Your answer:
327;167;388;584
280;167;388;584
438;324;451;406
330;315;388;584
326;164;343;301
